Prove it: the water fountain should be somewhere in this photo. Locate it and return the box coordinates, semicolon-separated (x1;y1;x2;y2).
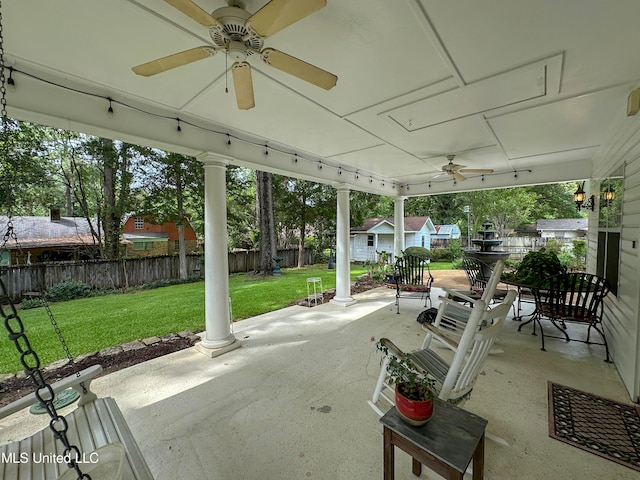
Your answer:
464;219;510;274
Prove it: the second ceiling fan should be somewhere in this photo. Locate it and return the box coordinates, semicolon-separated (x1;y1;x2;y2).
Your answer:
132;0;338;110
441;155;494;182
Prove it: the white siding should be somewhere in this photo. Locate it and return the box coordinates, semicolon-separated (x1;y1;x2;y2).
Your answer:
590;113;640;401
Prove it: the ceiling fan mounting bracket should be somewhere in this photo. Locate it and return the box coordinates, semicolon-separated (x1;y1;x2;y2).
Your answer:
209;5;263;52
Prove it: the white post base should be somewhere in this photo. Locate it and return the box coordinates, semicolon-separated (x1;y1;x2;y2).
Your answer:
195;338;242;358
330;297;357;307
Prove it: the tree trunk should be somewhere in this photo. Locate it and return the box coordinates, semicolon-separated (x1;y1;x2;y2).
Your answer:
297;199;306;268
101;138;120;260
175;168;188;279
256;170;276;275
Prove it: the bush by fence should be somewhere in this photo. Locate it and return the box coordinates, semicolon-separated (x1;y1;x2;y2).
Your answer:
0;248;312;301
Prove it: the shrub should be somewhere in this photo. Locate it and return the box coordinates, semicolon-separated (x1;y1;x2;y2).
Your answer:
20;298;44;310
428;247;450;262
403;246;430;259
46;280;91;302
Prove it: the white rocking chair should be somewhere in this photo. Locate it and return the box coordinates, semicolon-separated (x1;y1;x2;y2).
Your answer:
369;290;516;416
421;259;508;351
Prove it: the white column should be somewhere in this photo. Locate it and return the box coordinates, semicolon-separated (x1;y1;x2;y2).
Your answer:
331;185;356;307
394;196;406;259
195;153;241;357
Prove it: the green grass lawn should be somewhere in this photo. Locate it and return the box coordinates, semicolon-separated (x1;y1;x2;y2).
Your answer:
0;264;369;374
1;262;455;374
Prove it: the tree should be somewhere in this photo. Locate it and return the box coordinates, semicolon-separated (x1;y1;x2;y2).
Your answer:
136;151;204;278
0;120;59;216
256;170;276;274
274;178;335;267
350;191;392;226
226;166;256;250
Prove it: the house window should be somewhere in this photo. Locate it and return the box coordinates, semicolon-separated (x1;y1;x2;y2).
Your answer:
421;236;425;247
596;166;624;296
133;241;154;251
134;217;144;229
367;235;374;247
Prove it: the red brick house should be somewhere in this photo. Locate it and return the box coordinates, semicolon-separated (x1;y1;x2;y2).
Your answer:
121;215;198;257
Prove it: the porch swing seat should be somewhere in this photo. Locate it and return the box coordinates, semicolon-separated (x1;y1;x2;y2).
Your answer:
0;366;154;480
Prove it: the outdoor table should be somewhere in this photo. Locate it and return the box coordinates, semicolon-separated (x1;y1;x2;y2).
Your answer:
500;277;541;323
380;402;487;480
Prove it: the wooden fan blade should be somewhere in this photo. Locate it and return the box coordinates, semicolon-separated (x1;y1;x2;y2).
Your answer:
248;0;326;37
132;46;216;76
262;48;337;90
131;46;216;77
453;172;467;182
232;62;255;110
165;0;223;28
459;169;494;174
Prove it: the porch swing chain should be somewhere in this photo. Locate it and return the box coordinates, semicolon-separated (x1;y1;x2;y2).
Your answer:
0;3;89;479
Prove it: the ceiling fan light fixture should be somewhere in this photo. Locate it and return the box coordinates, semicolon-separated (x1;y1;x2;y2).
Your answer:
227;40;248;61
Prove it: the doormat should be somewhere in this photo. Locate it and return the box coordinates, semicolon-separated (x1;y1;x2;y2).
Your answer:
548;381;640;472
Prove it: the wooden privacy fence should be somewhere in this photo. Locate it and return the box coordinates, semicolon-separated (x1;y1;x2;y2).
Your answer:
0;249;312;301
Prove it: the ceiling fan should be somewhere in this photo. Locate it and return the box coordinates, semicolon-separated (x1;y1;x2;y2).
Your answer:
441;155;494;182
132;0;338;110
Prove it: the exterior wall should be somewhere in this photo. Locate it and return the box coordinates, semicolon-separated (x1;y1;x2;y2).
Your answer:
168;239;198;255
350;234;374;261
539;230;584;240
349;220;433;262
122;216;198;241
349;233;395;262
590;113;640;402
404;226;431;250
124;240;168;258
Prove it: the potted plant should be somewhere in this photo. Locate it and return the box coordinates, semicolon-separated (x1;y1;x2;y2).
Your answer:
377;338;436;426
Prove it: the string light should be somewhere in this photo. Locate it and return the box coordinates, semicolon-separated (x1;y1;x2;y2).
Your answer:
8;65;410;191
7;67;15;90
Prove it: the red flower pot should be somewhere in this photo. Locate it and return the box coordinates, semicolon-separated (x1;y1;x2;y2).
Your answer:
395;383;434;426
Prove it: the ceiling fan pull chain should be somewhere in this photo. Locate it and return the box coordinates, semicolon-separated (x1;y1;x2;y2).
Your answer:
225;51;229;93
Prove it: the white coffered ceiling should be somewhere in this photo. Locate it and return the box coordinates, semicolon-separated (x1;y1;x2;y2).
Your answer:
4;0;640;196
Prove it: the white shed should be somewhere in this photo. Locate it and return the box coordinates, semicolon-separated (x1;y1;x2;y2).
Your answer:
536;218;588;240
432;224;462;240
349;216;436;262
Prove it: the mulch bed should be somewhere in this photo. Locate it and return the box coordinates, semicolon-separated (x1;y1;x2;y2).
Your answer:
0;336;197;408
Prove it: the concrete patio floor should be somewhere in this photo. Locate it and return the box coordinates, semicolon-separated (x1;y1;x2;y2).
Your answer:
1;286;636;479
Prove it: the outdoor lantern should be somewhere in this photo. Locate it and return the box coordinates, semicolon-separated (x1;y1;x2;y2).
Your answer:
603;185;616;203
574;181;595;212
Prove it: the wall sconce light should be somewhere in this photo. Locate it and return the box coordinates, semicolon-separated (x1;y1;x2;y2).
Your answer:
603;185;615;203
574;181;595;212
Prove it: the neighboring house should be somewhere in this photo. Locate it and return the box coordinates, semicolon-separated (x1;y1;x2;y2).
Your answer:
0;210;100;265
349;216;436;262
121;215;198;258
432;224;462;241
536;218;588;241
